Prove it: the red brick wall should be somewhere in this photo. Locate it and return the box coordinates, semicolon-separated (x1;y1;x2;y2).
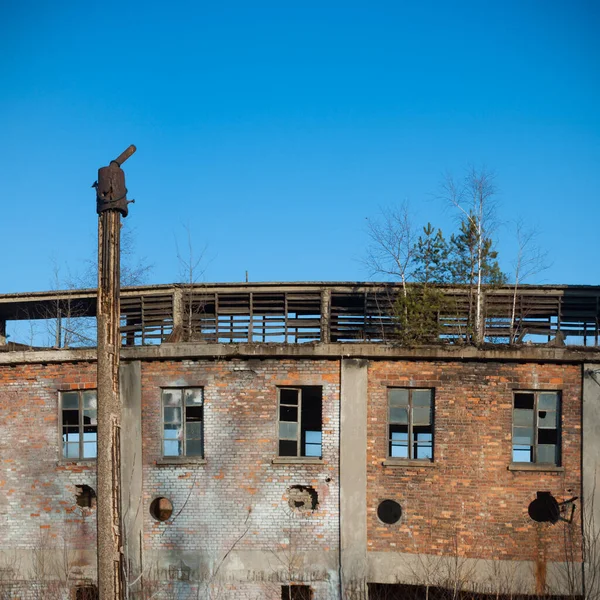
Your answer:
367;360;582;563
0;362;97;551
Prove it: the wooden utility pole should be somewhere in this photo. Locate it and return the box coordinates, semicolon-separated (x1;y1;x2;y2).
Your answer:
95;145;136;600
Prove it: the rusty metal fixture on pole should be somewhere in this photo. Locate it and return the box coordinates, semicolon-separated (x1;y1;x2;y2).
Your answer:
95;145;136;600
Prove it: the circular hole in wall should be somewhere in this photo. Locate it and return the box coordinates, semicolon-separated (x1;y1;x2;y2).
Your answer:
377;499;402;525
528;492;560;523
150;497;173;522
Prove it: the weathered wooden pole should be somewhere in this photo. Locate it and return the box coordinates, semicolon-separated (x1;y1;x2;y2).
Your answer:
95;145;136;600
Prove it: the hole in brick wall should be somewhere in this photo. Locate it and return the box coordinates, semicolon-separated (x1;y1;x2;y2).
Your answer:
75;485;97;509
377;499;402;524
150;497;173;522
288;485;318;511
75;585;98;600
528;491;560;523
282;585;313;600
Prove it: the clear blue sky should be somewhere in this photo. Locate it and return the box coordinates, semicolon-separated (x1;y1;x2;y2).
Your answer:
1;0;598;293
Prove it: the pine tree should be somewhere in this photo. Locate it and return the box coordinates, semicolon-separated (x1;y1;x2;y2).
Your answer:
412;223;450;284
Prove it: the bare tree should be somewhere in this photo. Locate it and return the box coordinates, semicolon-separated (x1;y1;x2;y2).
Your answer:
175;224;207;341
441;167;503;344
365;204;417;298
508;221;550;344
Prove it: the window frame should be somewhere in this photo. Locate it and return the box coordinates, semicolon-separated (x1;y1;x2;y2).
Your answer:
277;386;323;459
387;387;434;462
512;390;561;466
161;387;205;459
59;389;98;461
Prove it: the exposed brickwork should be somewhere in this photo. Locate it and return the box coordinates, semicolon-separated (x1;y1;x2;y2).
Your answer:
367;360;582;563
141;358;340;572
0;362;97;550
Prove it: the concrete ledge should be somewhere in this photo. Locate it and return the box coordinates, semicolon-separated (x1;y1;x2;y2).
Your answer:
271;457;324;465
2;342;600;365
507;463;565;473
155;458;207;466
382;459;436;468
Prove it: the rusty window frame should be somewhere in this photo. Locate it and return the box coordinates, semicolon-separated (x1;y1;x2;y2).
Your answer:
60;390;98;460
512;390;561;465
387;388;434;461
161;388;204;458
277;387;322;458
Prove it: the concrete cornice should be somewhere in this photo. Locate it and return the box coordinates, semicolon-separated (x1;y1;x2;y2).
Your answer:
1;342;600;366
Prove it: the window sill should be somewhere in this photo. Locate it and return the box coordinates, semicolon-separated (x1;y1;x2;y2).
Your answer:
382;459;436;468
57;459;96;466
508;463;564;473
272;457;324;465
156;457;207;466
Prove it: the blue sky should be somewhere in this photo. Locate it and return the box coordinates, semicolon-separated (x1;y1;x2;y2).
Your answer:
1;0;598;293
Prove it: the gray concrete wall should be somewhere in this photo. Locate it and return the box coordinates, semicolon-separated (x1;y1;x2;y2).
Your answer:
340;358;368;597
120;360;143;589
583;363;600;599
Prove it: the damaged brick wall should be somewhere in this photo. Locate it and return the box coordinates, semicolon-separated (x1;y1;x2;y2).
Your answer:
0;361;98;582
367;361;582;566
140;358;340;585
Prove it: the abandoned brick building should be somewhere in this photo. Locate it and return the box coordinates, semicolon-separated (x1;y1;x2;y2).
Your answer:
1;281;599;599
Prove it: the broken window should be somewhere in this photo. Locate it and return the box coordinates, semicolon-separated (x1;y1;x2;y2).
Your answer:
388;388;433;460
162;388;204;457
282;585;313;600
278;387;322;458
513;391;560;465
61;390;97;460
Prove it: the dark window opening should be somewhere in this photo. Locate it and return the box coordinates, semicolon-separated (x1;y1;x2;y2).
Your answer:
528;491;561;523
377;499;402;524
61;390;97;460
75;585;98;600
282;585;313;600
278;387;322;458
150;497;173;522
75;485;97;509
388;388;433;461
162;388;204;457
512;391;560;465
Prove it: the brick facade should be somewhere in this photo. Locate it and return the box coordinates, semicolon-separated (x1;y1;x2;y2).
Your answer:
367;361;582;565
0;350;592;599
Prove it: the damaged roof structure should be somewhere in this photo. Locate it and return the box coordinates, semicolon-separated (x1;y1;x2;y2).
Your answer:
1;281;599;599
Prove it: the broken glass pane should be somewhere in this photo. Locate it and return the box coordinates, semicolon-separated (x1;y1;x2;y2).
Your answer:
280;405;298;422
390;430;409;458
82;391;97;410
514;393;534;409
62;409;79;426
280;389;299;405
64;442;79;459
538;410;557;429
185;388;203;406
163;390;182;407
